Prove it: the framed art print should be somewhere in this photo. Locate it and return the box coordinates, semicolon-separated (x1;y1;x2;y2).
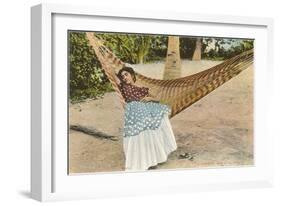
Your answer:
31;3;274;201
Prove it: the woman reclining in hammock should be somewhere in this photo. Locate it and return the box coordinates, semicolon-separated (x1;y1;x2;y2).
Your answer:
115;66;178;171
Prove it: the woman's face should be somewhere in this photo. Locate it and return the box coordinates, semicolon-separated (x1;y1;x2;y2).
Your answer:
121;71;134;84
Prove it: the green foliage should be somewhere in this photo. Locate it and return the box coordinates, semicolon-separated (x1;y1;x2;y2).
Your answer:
202;38;254;60
179;37;254;60
96;33;167;64
180;37;196;59
69;32;113;102
147;36;168;62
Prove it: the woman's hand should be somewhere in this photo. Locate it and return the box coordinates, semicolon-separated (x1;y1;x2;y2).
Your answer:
140;96;159;103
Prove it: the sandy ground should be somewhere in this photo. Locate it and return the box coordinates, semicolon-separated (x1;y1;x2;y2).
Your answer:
69;59;253;174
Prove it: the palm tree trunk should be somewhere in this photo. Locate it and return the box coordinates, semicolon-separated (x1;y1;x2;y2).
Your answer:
163;36;181;79
192;37;202;61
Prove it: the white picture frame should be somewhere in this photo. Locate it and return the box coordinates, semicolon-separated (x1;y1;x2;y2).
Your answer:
31;3;274;202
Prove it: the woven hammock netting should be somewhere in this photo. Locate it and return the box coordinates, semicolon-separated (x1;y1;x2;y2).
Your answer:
85;32;253;118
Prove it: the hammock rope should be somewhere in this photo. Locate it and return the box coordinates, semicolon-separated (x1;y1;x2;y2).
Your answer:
86;32;254;118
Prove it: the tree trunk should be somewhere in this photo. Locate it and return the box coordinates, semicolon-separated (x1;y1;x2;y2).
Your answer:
138;54;144;64
192;37;202;61
163;36;181;80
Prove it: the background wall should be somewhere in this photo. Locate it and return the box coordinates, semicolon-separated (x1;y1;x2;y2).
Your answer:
0;0;280;205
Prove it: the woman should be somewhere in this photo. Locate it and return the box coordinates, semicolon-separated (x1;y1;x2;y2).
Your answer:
115;66;177;171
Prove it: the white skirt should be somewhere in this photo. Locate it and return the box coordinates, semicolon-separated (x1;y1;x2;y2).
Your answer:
123;114;177;171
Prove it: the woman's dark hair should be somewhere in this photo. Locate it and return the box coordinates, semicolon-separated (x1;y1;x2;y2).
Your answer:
117;66;136;83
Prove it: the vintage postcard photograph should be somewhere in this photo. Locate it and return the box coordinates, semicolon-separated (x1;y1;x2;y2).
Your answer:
68;31;254;174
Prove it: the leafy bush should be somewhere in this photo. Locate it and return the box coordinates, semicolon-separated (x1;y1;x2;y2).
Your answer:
69;32;113;102
95;33;168;64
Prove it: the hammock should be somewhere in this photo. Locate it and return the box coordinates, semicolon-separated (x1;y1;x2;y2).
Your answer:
86;32;254;118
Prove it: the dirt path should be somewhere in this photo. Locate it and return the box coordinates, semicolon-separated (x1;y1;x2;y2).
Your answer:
69;60;253;174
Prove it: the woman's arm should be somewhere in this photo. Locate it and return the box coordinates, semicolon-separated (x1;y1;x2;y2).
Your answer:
113;72;121;86
140;92;160;102
148;92;160;101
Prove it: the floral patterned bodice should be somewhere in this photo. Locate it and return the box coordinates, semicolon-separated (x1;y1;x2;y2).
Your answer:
119;83;149;102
